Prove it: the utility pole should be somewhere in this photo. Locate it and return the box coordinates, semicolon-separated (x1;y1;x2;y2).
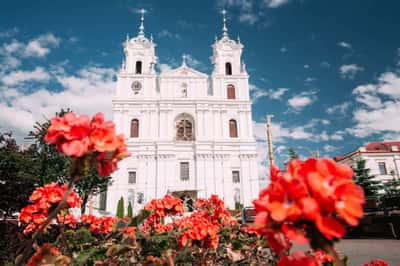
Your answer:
266;115;275;167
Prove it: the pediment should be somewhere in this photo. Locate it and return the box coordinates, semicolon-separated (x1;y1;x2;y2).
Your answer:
160;65;208;79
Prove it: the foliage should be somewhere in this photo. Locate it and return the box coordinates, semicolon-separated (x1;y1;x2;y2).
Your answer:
0;132;38;216
284;147;300;166
353;160;383;199
288;147;300;160
380;171;400;209
127;201;133;218
116;196;125;219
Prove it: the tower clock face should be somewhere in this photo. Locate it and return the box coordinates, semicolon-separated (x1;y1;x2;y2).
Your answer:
131;81;142;94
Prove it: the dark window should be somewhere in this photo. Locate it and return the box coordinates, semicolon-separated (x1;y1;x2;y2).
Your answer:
128;171;136;184
227;84;236;99
180;162;189;181
232;171;240;183
225;62;232;75
131;119;139;138
378;162;387;175
176;119;193;141
135;61;142;74
229;119;238;138
99;190;107;211
137;192;144;204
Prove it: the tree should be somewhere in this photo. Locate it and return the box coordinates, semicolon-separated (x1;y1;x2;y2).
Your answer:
380;171;400;209
117;197;125;218
29;109;112;214
353;160;382;199
127;201;133;218
284;147;300;166
0;132;38;216
288;147;299;160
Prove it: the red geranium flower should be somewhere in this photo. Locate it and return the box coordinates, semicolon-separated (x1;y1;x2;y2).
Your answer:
363;259;390;266
277;251;319;266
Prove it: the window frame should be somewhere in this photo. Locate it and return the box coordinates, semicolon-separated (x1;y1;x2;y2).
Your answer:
232;170;240;183
180;162;190;181
131;119;139;138
227;84;236;99
128;171;136;184
378;162;387;175
229;119;238;138
99;190;107;211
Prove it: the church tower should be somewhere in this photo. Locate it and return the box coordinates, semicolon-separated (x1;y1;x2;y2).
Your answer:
115;9;158;100
96;10;259;215
211;10;249;101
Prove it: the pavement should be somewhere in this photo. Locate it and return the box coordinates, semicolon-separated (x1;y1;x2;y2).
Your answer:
293;239;400;266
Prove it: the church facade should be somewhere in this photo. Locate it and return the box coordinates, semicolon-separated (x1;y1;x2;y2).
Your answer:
96;11;259;214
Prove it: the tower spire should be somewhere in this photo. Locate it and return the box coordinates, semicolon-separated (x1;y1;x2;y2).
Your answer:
182;54;187;67
138;8;146;37
221;9;229;39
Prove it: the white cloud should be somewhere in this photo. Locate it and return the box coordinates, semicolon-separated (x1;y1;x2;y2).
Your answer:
349;70;400;138
326;101;350;115
340;64;364;79
331;130;345;141
338;41;352;49
264;0;290;8
287;90;317;110
305;77;316;83
250;84;288;103
0;65;115;141
0;33;61;70
239;13;258;25
253;121;313;143
270;88;289;100
1;67;50;85
323;144;339;153
184;54;207;71
158;63;173;73
24;33;61;57
158;30;181;40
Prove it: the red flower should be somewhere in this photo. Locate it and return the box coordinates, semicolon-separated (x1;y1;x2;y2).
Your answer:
251;158;365;254
44;112;130;176
80;214;116;234
45;112;91;157
20;183;82;234
277;251;319;266
57;213;78;228
363;259;390;266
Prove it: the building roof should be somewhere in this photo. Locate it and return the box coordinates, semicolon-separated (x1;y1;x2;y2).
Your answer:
334;141;400;162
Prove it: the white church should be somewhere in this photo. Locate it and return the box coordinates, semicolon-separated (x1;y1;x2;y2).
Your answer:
95;10;260;214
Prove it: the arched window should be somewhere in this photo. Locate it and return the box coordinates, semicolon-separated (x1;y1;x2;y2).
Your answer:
225;62;232;75
227;84;235;99
135;61;142;74
175;114;194;141
131;119;139;138
229;119;238;138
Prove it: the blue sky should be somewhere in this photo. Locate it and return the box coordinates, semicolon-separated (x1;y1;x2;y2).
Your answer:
1;0;400;175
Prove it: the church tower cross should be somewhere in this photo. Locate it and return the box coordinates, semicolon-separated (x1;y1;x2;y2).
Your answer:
138;8;146;37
